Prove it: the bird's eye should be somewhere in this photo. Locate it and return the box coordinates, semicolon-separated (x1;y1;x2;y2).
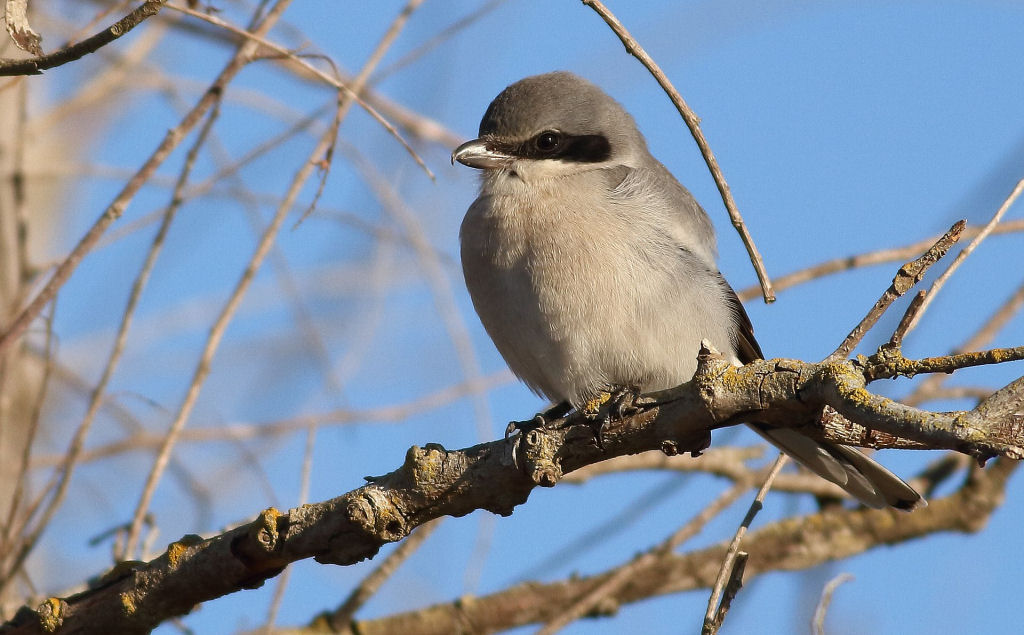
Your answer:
534;131;561;153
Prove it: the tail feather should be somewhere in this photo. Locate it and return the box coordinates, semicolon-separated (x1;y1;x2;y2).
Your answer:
750;425;925;510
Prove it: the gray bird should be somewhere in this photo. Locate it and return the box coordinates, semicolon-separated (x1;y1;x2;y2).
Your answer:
453;71;922;510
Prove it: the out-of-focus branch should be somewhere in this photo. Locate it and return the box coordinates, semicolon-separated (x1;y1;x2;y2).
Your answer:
736;218;1024;302
335;460;1017;635
0;0;295;358
565;447;852;499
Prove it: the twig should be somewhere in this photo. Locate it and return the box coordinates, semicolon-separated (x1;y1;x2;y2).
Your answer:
2;101;222;592
0;0;295;359
565;448;852;499
294;0;428;226
29;372;513;469
537;478;753;635
120;98;326;561
0;300;55;569
327;519;443;630
581;0;774;303
864;345;1024;383
702;454;787;635
0;0;167;76
343;145;496;441
903;276;1024;407
371;0;509;84
513;474;706;583
828;220;965;360
907;386;995;407
261;1;431;622
889;290;926;347
901;178;1024;338
121;0;428;561
737;218;1024;302
811;573;854;635
167;1;434;180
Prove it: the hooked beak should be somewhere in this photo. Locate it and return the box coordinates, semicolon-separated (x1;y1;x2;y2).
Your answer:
451;138;512;169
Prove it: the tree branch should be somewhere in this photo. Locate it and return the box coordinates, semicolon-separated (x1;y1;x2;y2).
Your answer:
2;345;1020;633
343;459;1016;635
0;1;167;76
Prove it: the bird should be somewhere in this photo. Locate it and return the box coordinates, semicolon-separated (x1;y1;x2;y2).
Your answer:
452;71;922;510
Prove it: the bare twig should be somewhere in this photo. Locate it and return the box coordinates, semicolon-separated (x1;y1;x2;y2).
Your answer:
0;300;54;569
0;0;295;358
121;0;428;561
167;1;434;180
581;0;774;302
864;345;1024;383
537;478;753;635
889;290;926;347
811;573;855;635
737;218;1024;302
565;448;852;499
901;178;1024;337
121;99;325;560
904;276;1024;407
343;145;496;441
0;0;167;76
372;0;509;83
828;220;965;360
1;101;222;593
29;372;512;469
702;454;787;635
326;519;443;630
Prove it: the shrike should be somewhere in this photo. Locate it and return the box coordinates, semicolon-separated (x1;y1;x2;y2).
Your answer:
453;71;921;510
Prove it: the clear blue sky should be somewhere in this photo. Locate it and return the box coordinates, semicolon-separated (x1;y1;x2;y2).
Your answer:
32;2;1024;633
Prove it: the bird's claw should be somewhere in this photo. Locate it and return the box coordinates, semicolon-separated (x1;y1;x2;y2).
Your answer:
505;401;573;438
582;386;642;451
505;414;545;438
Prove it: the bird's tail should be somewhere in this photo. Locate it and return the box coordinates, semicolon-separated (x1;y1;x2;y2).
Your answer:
750;425;924;510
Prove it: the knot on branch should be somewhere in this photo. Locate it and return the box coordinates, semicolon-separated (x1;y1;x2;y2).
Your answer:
164;534;204;570
36;598;67;633
347;488;408;543
519;428;563;487
251;508;282;552
404;443;451;491
229;509;288;587
694;340;734;421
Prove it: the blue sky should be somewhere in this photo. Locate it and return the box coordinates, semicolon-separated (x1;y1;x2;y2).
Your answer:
25;2;1024;633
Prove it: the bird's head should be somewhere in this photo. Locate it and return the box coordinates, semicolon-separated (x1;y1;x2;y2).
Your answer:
452;72;648;184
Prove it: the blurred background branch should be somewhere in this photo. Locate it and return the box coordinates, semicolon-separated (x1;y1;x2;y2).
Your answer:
0;2;1022;634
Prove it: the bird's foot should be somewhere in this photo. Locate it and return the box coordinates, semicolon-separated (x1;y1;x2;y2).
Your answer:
583;386;641;419
583;386;642;450
608;385;642;420
505;401;573;438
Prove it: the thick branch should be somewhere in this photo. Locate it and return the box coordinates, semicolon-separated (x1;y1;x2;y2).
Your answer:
2;351;1020;633
343;459;1016;635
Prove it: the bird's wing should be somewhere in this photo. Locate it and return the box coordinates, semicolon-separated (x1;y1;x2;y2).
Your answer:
717;275;764;363
716;274;923;510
